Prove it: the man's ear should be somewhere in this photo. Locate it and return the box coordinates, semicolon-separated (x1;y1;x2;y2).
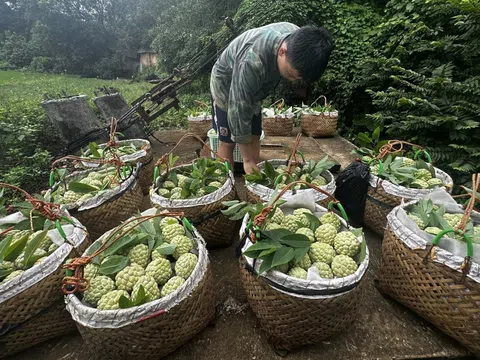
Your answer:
278;43;288;57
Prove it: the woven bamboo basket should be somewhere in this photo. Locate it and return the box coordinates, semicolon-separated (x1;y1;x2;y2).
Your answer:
262;115;294;136
245;159;336;208
65;210;216;360
377;197;480;353
364;159;453;236
300;96;338;138
150;133;238;248
48;166;144;240
238;183;369;352
81;139;154;195
0;214;88;358
187;115;212;140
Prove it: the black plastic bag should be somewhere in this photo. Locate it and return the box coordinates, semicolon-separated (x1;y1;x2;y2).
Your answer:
334;161;370;225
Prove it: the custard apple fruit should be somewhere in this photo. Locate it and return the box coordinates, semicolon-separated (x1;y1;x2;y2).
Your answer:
334;232;360;257
287;267;307;280
97;290;130;310
170;192;182;200
63;191;82;204
14;249;47;269
265;222;282;231
271;208;285;224
83;275;115;306
115;264;145;291
444;213;463;229
158;188;171;197
132;275;160;302
282;215;300;233
196;189;206;197
175;253;198;278
408;214;425;229
274;263;289;274
0;261;15;280
427;178;444;188
171;187;182;195
34;257;47;265
160;217;178;227
48;242;59;253
145;258;172;285
27;230;52;251
411;180;429;189
128;244;150;268
293;254;312;271
331;255;358;277
312;177;327;187
309;242;336;265
171;235;193;259
315;224;337;246
402;158;416;167
320;212;341;231
79;193;95;202
296;228;315;243
163;223;185;243
369;164;380;175
276;183;287;190
300;173;312;183
209;181;223;189
293;208;312;228
424;227;442;235
151;248;167;260
414;169;433;181
276;165;288;174
162;181;176;190
362;156;374;164
84;263;99;281
161;276;185;297
313;262;333;279
214;169;223;176
1;269;24;283
177;174;188;188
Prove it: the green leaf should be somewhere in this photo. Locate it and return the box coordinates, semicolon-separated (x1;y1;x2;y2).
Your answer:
23;230;48;267
372;127;381;142
155;243;176;255
4;233;29;261
103;235;139;257
230;205;256;220
356;133;372;146
243;238;282;258
222;200;240;207
294;246;310;262
87;241;102;257
271;247;295;267
99;255;129;275
89;142;101;158
0;234;14;260
258;247;280;258
0;268;14;279
277;234;311;248
222;202;247;216
14;216;46;231
169;171;178;187
305;213;321;231
263;161;276;183
138;220;156;237
119;295;135;309
133;284;147;306
262;228;292;239
181;188;190;199
68;182;98;193
258;252;275;275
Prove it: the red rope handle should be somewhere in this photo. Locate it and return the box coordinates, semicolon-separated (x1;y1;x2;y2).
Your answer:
285;133;303;176
457;173;480;232
375;140;424;161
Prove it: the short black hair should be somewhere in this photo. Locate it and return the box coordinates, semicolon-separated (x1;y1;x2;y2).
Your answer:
286;26;334;82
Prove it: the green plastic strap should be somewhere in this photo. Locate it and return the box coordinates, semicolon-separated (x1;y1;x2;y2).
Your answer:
224;161;230;173
182;217;194;232
65;259;73;277
246;221;253;232
378;160;384;176
55;220;67;240
413;150;432;163
414;150;422;160
49;171;55;187
432;229;473;258
122;166;127;179
327;201;349;222
296;150;306;162
274;174;286;186
423;151;432;163
327;201;334;210
153;166;160;182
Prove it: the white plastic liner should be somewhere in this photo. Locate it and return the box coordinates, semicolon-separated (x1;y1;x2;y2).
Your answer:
387;188;480;283
150;163;235;208
187;114;212;122
0;212;88;303
240;192;369;299
245;159;336;203
46;164;141;212
65;208;210;329
369;157;453;198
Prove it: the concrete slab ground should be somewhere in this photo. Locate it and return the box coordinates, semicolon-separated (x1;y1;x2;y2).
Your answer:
7;130;475;360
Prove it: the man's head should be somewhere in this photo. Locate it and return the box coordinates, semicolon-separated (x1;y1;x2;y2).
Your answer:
277;26;334;82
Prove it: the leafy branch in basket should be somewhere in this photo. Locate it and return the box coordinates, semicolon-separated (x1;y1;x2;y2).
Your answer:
80;141;138;160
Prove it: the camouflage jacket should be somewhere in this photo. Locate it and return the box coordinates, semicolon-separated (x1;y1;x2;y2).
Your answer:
210;22;299;144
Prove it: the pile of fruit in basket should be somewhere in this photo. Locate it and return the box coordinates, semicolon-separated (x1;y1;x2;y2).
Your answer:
223;201;365;279
406;199;480;243
80;216;198;310
0;193;73;284
262;101;295;118
362;154;447;190
294;101;337;115
49;166;127;205
245;157;336;191
156;157;229;200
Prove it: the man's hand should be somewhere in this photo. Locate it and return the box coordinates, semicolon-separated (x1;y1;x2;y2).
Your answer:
243;159;259;174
